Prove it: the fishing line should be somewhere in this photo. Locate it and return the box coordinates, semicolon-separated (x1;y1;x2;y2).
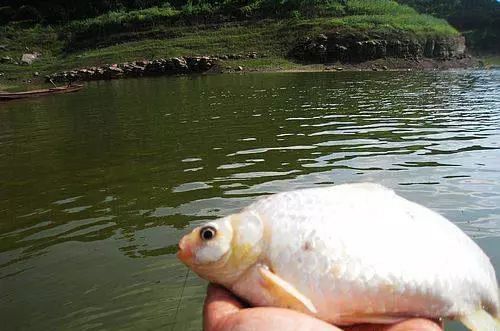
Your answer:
171;267;190;331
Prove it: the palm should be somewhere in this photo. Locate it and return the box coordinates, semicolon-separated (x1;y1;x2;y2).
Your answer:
203;284;443;331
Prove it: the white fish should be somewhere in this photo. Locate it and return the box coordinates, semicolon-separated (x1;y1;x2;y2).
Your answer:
177;183;500;330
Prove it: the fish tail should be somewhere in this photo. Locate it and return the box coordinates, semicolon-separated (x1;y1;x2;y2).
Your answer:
460;309;500;331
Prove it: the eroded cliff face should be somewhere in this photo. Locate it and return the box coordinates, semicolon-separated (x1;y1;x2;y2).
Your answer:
290;31;466;63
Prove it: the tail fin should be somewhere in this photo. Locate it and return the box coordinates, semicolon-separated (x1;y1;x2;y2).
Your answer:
460;309;500;331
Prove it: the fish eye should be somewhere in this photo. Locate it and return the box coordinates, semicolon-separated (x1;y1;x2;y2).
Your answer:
200;226;216;241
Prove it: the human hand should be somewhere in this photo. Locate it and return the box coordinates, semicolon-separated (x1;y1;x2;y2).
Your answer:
203;284;443;331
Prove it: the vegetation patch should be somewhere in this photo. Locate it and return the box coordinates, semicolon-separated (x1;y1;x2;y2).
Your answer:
330;14;458;37
0;1;469;89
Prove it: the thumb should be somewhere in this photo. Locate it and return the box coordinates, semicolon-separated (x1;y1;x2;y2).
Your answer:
203;284;245;331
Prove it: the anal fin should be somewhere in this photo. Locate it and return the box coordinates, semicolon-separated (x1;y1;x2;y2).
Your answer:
258;265;317;314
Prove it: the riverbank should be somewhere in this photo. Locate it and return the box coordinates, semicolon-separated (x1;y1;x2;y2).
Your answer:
0;54;487;92
239;56;480;73
1;1;494;91
0;1;468;91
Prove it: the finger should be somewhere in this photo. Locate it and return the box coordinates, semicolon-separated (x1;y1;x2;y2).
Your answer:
226;307;343;331
203;284;244;331
344;318;443;331
383;319;443;331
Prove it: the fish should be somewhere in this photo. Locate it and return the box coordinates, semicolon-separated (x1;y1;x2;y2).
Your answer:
177;183;500;331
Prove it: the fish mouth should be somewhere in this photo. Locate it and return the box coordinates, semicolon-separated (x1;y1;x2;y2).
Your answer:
177;236;193;263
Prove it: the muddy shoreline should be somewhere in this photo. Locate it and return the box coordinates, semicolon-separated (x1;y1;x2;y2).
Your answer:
45;54;480;85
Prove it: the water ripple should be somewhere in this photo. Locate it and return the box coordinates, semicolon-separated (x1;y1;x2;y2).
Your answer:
0;70;499;330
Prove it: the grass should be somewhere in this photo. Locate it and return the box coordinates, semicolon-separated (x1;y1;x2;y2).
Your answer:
0;19;319;90
0;1;462;90
346;0;416;16
60;0;458;50
63;7;181;49
330;14;458;38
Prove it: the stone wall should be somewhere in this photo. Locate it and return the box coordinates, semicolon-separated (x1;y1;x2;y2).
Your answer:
46;56;216;83
290;32;466;63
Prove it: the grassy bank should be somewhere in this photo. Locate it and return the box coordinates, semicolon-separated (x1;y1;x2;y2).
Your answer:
0;0;459;91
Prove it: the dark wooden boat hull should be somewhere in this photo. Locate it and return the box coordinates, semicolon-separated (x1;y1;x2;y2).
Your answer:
0;85;84;101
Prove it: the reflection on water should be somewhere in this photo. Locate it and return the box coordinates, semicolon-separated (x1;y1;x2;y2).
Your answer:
1;70;499;330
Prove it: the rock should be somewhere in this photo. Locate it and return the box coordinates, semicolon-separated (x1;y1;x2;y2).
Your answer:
249;52;258;59
1;56;13;64
386;40;402;58
290;37;328;62
321;32;464;63
21;52;41;65
105;66;124;79
132;65;146;75
433;40;448;58
359;40;379;60
382;65;388;70
186;57;204;72
448;36;466;58
0;45;7;51
374;40;387;58
456;37;467;56
46;55;218;83
329;44;348;61
219;55;229;60
0;72;4;77
318;34;328;43
198;56;213;71
136;60;149;66
172;57;189;73
77;69;92;80
236;66;243;71
408;40;423;58
423;40;434;58
33;71;39;77
145;60;165;74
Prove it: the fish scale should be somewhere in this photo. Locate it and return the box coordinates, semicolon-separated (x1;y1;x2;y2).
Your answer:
178;183;500;330
244;184;497;324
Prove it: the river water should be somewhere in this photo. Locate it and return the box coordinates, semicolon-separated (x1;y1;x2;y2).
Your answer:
1;71;499;330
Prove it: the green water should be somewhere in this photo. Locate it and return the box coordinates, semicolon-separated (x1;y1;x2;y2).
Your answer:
1;71;499;330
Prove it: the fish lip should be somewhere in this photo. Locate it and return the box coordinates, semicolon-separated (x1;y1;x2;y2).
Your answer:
177;236;192;263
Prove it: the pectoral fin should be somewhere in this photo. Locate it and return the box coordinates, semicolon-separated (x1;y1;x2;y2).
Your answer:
258;266;317;314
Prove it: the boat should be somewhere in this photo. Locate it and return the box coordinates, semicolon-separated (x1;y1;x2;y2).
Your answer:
0;84;84;101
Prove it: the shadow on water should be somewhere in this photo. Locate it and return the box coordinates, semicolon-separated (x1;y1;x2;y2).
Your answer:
0;70;499;330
